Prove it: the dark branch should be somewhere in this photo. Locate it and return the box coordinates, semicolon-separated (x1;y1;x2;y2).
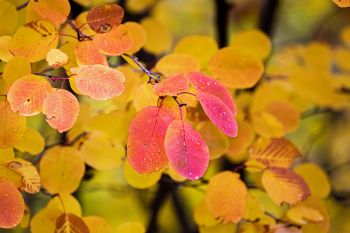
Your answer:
16;1;29;11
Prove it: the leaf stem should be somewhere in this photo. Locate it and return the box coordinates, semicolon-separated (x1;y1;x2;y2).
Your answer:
16;1;29;11
66;18;93;41
123;53;160;83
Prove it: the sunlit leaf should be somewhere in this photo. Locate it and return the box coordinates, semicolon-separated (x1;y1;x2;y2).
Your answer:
155;53;200;76
133;83;158;111
251;112;285;138
10;21;58;62
248;137;301;168
197;92;237;137
286;205;324;225
43;89;80;133
19;204;30;228
126;0;157;13
123;160;162;189
300;196;330;233
205;171;247;223
189;72;236;113
243;194;264;221
0;148;14;162
0;178;24;229
152;73;189;96
0;164;22;188
333;0;350;7
55;213;89;233
0;1;18;36
7;75;53;116
194;199;219;228
78;132;124;171
199;223;236;233
174;35;218;68
2;56;31;94
87;4;124;33
74;41;107;66
3;158;41;194
141;17;172;55
31;0;70;26
0;36;14;62
262;168;310;205
115;65;143;103
164;120;209;180
70;64;125;100
116;221;145;233
208;46;264;88
46;48;69;68
0;101;27;148
124;22;147;54
94;25;133;56
40;146;85;194
83;216;113;233
127;106;176;173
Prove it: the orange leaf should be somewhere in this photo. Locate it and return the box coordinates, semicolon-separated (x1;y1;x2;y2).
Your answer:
152;74;189;96
0;178;25;229
7;75;53;116
205;171;247;223
155;53;200;76
164;120;209;180
43;89;80;133
70;65;125;100
262;168;310;205
55;213;89;233
127;106;176;173
74;41;107;66
248;138;301;168
333;0;350;7
31;0;71;26
87;4;124;33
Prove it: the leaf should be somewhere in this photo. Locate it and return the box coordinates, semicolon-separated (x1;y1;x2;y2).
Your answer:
251;112;285;138
0;178;25;229
2;56;31;94
10;21;58;62
124;22;147;54
152;73;189;96
293;163;331;199
7;75;53;116
78;132;124;171
333;0;350;7
0;1;18;36
133;84;158;111
116;221;145;233
94;25;133;56
196;92;238;137
46;49;69;68
0;101;27;148
230;29;271;60
70;64;125;100
87;4;124;33
262;168;310;205
0;148;14;162
141;17;172;55
174;35;218;68
205;171;247;223
123;160;162;189
40;146;85;194
194;199;219;228
74;41;107;66
42;89;80;133
127;106;176;173
243;194;265;221
83;216;113;233
14;128;45;155
0;36;14;62
31;0;71;26
55;213;89;233
208;46;264;88
155;53;200;76
3;158;41;194
188;72;236;113
164;120;209;180
248;138;301;169
286;206;324;225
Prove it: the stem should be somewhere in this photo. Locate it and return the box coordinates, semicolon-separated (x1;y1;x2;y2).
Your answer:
123;53;160;83
16;1;29;11
215;0;230;48
66;18;93;41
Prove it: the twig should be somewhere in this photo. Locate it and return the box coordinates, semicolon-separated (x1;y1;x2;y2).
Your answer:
123;53;160;83
16;1;29;11
66;18;93;41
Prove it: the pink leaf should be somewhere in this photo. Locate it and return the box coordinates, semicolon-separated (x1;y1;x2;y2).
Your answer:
127;106;176;173
152;74;189;96
164;120;209;180
197;92;238;137
189;72;236;114
70;64;125;100
43;89;80;133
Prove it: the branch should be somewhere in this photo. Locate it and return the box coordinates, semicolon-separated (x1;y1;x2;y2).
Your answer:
66;18;93;41
123;53;160;83
16;1;29;11
258;0;280;36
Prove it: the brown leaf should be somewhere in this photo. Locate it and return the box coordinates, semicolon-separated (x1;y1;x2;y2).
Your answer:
55;213;89;233
87;4;124;33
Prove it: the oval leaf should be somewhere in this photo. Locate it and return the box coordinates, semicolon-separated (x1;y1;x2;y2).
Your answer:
74;41;107;66
55;213;89;233
87;4;124;33
197;92;238;137
164;120;209;180
7;75;53;116
127;106;176;173
31;0;71;26
46;48;69;68
152;74;189;96
70;64;125;100
43;89;80;133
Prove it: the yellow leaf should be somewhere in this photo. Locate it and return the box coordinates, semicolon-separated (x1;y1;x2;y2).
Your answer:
205;171;247;223
141;17;172;55
14;128;45;155
293;163;330;199
174;35;218;68
0;36;14;62
0;164;22;188
194;199;219;228
19;204;30;228
133;83;158;111
230;29;271;60
40;146;85;194
0;101;27;148
125;22;147;54
251;112;284;138
262;168;310;205
0;148;14;162
83;216;113;233
46;48;69;68
10;21;59;62
208;46;264;88
0;0;18;36
286;205;324;225
199;223;236;233
126;0;157;13
334;47;350;71
155;53;200;76
243;194;264;221
116;221;145;233
300;196;330;233
2;56;31;94
115;65;143;103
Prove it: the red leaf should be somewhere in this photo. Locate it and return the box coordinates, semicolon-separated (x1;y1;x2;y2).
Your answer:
189;72;236;114
164;120;209;180
152;74;189;96
197;92;238;137
127;106;176;173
